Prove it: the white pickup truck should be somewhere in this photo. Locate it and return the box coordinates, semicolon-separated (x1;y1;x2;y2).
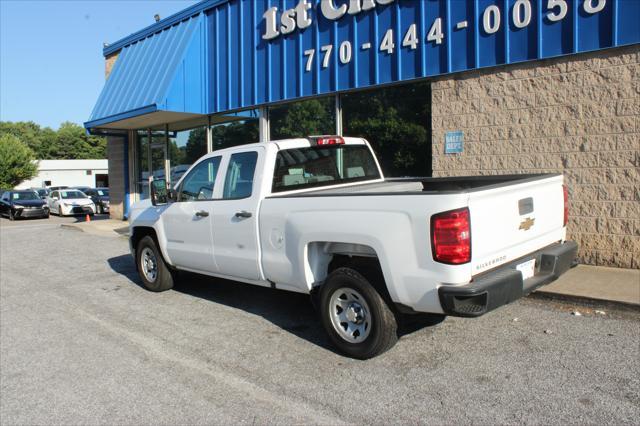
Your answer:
129;136;577;359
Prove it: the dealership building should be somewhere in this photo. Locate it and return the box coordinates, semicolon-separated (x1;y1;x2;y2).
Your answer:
85;0;639;268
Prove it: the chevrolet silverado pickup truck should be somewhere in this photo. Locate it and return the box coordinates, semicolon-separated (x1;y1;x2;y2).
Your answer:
129;136;577;359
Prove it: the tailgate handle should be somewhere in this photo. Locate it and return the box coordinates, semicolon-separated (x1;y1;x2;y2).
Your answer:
518;197;534;215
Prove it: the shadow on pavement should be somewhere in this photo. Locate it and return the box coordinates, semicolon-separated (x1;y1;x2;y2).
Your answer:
107;254;445;354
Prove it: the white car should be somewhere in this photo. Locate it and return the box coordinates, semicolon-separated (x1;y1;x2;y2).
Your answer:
47;189;96;217
129;136;577;359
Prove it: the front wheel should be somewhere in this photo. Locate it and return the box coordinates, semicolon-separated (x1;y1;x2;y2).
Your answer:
320;267;398;359
8;210;15;221
136;235;174;292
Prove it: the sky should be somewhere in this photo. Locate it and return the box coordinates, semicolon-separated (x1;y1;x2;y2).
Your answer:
0;0;199;129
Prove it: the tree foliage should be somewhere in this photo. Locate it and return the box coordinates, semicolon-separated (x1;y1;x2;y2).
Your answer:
0;121;106;160
342;82;430;177
0;134;38;188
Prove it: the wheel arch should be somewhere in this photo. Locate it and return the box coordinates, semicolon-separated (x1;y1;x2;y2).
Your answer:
305;241;392;298
130;226;173;269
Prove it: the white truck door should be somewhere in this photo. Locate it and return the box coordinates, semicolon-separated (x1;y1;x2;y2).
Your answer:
161;156;222;274
212;148;263;281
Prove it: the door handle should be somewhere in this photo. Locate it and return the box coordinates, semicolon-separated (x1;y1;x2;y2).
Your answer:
195;210;209;217
235;210;252;218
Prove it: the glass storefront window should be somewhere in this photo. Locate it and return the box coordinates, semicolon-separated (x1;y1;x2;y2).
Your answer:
211;109;259;150
169;127;207;183
269;97;335;140
342;82;431;177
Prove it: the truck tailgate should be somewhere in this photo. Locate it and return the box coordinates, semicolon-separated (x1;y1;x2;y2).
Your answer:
468;174;566;276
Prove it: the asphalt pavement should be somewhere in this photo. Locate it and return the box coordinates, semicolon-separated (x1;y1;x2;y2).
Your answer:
1;217;639;424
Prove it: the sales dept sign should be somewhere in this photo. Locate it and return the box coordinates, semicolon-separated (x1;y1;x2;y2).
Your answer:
445;131;464;154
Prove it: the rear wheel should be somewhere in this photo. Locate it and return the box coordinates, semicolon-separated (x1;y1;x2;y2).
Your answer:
136;235;174;292
320;267;398;359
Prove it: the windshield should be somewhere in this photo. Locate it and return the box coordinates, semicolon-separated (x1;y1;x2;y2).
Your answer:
60;190;86;199
12;191;40;201
272;145;381;193
36;189;47;196
97;189;109;197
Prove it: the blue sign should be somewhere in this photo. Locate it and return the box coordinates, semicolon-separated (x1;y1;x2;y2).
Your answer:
445;131;464;154
89;0;640;129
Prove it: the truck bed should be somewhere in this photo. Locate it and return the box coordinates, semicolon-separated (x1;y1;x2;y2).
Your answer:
273;174;559;197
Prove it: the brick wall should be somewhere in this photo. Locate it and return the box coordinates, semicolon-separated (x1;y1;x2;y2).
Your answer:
431;45;639;269
106;136;126;220
105;52;119;79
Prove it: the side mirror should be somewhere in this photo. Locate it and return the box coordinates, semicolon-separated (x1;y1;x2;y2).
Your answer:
150;178;169;206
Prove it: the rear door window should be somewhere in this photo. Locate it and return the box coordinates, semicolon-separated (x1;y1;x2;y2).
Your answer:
222;152;258;199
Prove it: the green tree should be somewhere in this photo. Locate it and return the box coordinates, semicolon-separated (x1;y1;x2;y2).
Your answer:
342;82;430;177
270;99;334;139
0;134;38;188
185;127;207;164
0;121;106;160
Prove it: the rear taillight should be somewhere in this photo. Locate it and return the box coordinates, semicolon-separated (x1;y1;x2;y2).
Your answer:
431;207;471;264
562;184;569;227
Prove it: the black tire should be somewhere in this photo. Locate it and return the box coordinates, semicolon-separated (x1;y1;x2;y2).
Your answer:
320;266;398;359
8;210;15;221
43;212;50;219
136;235;174;292
97;204;103;214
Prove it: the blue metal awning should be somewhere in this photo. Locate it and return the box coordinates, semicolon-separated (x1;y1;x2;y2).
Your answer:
85;13;207;130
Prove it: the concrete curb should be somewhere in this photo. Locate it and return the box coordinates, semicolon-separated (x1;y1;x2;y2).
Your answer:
529;290;640;312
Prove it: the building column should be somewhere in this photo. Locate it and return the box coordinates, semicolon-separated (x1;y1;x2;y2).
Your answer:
259;106;270;142
335;94;343;136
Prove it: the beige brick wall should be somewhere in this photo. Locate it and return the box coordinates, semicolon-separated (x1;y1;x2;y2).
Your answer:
431;45;639;269
105;52;119;79
106;136;126;220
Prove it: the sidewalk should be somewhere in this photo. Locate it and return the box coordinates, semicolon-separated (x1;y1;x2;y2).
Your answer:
534;264;639;308
61;218;129;238
60;219;639;308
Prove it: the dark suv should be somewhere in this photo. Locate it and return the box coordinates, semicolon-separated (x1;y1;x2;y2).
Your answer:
84;188;110;214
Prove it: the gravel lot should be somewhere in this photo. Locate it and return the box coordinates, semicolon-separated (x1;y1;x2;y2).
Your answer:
1;218;639;424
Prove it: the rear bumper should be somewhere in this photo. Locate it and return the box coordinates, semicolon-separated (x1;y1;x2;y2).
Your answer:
438;241;578;317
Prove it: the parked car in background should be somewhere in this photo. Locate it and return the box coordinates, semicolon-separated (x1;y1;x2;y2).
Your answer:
71;186;92;194
84;188;110;214
31;188;50;199
47;189;95;217
48;186;69;191
0;190;49;220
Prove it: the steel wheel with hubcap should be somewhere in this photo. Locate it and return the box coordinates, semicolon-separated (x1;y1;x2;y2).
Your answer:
328;287;372;343
135;235;174;292
320;266;398;359
140;247;158;283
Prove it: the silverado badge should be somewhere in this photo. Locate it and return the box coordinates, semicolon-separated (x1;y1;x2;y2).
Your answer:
519;217;535;231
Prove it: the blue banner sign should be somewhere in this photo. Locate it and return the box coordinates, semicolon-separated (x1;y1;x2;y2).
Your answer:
445;131;464;154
